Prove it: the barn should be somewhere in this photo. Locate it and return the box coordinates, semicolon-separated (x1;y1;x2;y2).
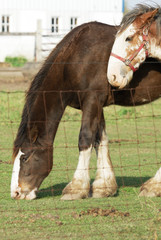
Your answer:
0;0;124;61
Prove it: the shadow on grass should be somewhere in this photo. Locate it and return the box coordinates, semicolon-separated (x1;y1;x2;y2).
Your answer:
37;182;67;199
37;176;150;199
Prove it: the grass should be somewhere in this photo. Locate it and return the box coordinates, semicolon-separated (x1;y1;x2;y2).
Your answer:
0;91;161;240
5;56;27;67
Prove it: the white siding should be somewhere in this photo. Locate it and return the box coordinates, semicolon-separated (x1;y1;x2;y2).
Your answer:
0;0;123;12
0;0;123;32
0;36;35;61
0;0;124;61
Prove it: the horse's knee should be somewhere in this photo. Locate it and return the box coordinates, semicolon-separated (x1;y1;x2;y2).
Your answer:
78;127;93;150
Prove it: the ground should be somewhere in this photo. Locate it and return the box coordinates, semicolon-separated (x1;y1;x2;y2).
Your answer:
0;62;41;91
0;63;161;240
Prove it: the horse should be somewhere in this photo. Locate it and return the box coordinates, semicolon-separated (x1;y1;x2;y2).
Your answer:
11;21;161;200
107;4;161;88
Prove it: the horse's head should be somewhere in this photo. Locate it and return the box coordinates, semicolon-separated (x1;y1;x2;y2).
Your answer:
107;6;159;88
11;126;53;200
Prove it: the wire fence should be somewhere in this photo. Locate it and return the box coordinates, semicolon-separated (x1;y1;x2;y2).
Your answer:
0;86;161;239
0;1;161;238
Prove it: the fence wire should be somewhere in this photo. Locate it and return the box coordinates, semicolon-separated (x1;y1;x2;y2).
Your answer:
0;87;161;240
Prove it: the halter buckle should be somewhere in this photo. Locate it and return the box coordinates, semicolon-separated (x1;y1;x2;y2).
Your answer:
124;59;131;66
143;27;148;36
144;41;149;49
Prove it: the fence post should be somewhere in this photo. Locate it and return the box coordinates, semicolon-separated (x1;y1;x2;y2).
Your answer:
35;20;42;62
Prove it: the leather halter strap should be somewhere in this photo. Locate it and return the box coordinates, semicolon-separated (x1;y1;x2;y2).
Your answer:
110;27;149;72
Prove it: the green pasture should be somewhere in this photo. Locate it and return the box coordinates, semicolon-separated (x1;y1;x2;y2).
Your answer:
0;91;161;240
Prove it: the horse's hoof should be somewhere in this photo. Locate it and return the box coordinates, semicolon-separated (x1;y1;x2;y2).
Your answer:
92;178;117;198
139;172;161;197
61;179;90;200
139;180;161;197
61;192;87;200
139;189;157;197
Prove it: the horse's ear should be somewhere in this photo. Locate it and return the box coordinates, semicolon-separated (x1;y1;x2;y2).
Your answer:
138;8;159;28
28;125;38;143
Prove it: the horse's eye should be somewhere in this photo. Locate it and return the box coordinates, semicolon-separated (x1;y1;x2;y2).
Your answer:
20;155;28;162
126;36;133;42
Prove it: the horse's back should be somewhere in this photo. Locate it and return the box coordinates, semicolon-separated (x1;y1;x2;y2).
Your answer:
37;22;117;109
56;22;116;89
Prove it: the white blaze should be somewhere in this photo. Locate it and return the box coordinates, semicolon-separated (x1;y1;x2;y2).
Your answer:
107;24;146;87
11;149;24;198
108;25;136;77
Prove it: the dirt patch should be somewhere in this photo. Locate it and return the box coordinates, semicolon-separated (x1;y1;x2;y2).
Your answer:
6;213;63;226
0;81;29;92
72;207;130;218
29;213;63;226
0;62;11;67
0;62;42;91
0;71;25;83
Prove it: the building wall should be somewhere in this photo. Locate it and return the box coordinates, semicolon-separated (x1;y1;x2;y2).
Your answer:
0;0;124;61
0;0;123;14
0;35;35;61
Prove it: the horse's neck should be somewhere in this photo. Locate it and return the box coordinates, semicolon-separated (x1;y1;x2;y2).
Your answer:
28;91;66;144
149;38;161;60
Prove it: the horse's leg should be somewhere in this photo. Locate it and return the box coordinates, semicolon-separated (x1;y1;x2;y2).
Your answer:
61;146;92;200
61;95;104;200
139;167;161;197
92;111;117;198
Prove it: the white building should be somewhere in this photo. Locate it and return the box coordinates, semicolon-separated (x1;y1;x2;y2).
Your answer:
0;0;124;62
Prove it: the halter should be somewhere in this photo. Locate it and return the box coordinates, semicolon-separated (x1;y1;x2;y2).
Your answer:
110;26;149;72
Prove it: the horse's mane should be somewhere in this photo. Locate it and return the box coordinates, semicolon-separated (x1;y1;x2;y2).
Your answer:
13;52;55;156
13;23;91;158
119;4;161;36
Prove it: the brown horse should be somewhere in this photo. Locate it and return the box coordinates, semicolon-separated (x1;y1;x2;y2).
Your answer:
11;21;161;200
108;4;161;88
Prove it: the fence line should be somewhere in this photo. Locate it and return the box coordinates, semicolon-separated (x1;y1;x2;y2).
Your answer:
0;89;161;239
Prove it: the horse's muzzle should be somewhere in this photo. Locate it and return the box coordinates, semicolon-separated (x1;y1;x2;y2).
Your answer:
109;75;128;89
11;187;37;200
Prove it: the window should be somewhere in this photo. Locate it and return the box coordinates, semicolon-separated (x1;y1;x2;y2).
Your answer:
51;17;59;33
70;17;77;30
1;15;10;32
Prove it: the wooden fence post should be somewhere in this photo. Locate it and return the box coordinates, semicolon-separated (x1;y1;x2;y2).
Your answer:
35;20;42;62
